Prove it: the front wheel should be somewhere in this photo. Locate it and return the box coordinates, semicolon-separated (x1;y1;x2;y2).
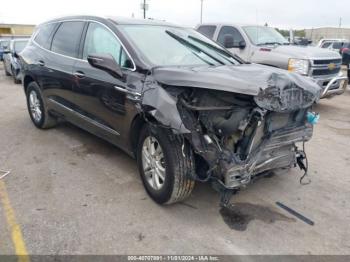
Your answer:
137;125;195;205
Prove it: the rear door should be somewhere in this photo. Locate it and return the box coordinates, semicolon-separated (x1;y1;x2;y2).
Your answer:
41;21;86;111
71;21;136;147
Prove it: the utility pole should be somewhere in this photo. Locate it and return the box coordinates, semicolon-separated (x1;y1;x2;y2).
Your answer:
141;0;148;19
338;17;342;38
200;0;204;24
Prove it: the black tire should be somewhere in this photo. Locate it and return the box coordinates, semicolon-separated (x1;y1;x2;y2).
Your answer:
26;81;57;129
12;67;20;84
137;124;195;205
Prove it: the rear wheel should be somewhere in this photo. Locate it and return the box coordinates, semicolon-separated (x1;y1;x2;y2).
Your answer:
26;82;57;129
137;124;195;204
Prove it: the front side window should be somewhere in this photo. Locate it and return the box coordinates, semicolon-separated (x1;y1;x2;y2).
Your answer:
197;25;217;39
321;42;332;48
83;22;132;68
51;21;85;57
34;23;56;49
217;26;245;47
119;25;239;67
243;26;289;45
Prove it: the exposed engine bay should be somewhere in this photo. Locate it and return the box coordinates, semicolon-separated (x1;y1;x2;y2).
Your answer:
138;65;321;204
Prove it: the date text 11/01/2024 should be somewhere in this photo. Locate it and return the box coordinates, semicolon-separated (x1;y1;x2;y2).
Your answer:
127;255;220;261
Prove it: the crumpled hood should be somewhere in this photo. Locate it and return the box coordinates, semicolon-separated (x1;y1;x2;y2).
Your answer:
152;63;320;96
151;63;322;112
270;45;341;60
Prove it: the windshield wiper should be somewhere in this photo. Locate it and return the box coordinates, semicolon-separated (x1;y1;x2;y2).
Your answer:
187;35;245;64
165;30;224;65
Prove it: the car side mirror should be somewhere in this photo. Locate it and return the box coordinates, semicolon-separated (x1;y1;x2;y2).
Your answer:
223;34;235;49
87;53;123;78
238;40;246;49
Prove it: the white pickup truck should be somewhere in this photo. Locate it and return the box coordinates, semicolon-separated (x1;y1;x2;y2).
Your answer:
197;24;348;98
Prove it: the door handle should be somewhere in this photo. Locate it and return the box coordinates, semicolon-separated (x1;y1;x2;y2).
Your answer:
74;71;85;78
37;60;45;66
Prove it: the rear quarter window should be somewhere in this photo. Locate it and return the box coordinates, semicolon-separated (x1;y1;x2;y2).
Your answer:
197;25;217;39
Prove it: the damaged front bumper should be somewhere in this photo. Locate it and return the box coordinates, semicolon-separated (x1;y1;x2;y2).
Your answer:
222;125;313;189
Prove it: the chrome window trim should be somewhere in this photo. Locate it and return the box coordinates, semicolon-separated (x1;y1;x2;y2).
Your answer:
32;18;136;71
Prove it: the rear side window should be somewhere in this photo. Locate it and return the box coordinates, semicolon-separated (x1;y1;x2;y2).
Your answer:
83;22;132;68
217;26;245;47
197;25;216;39
51;21;85;58
34;23;56;49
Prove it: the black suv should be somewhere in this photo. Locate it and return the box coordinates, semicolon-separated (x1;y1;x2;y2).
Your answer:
21;16;321;205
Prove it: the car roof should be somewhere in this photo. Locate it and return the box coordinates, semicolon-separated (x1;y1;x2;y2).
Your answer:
40;15;181;28
197;23;261;28
320;39;348;42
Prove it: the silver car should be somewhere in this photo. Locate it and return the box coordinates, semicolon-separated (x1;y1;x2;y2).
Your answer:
3;39;28;84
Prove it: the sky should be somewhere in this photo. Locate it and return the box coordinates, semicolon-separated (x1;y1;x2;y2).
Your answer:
0;0;349;29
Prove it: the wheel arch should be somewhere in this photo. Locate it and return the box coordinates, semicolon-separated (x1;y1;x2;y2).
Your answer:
23;74;36;94
129;113;160;155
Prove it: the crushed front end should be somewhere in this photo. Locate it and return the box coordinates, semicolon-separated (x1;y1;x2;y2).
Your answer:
140;67;321;205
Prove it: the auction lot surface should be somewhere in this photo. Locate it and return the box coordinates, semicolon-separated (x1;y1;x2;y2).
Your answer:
0;65;350;255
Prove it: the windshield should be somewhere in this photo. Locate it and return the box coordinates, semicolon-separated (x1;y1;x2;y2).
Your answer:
243;26;289;46
14;40;28;53
118;25;240;67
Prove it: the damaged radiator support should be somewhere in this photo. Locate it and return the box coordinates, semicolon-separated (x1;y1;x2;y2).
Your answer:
139;71;319;206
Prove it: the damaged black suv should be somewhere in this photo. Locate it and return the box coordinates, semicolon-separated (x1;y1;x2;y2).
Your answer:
20;16;321;205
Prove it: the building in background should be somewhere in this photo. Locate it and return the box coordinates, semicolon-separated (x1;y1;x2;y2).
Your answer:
0;23;35;39
305;27;350;44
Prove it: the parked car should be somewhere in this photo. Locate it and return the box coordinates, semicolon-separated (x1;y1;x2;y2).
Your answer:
0;39;10;61
3;39;28;83
197;24;348;98
292;37;312;46
316;38;348;48
20;16;321;205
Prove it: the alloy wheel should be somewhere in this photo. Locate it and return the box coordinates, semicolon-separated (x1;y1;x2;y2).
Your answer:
142;136;166;190
29;90;42;123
